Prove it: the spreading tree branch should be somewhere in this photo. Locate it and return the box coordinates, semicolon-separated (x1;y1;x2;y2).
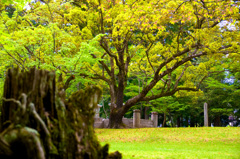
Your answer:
64;75;75;90
80;73;111;85
173;65;189;89
100;38;121;68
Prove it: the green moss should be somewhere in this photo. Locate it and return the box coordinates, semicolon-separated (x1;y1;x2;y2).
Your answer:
62;86;109;158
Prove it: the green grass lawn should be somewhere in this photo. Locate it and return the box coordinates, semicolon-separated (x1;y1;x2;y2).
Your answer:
95;127;240;159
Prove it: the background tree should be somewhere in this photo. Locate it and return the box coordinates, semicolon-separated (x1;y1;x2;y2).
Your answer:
1;0;240;128
202;75;240;126
81;0;239;128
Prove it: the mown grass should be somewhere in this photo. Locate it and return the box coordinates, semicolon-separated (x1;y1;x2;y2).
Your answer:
95;127;240;159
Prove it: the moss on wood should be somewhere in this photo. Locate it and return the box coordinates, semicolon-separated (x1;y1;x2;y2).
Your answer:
0;68;121;159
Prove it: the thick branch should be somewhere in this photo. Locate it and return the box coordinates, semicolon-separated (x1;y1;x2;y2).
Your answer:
145;43;155;73
98;0;105;34
91;54;112;77
141;70;224;101
64;75;75;90
124;56;131;77
80;73;111;85
174;0;188;13
125;44;233;110
158;51;205;80
173;65;189;89
140;87;199;101
155;43;199;76
24;46;34;56
1;46;24;69
100;39;121;68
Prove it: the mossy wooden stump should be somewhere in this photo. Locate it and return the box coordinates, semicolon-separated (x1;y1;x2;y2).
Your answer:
0;68;121;159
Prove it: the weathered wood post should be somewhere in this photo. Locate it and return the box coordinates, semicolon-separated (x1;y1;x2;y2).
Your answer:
204;102;208;127
151;112;158;127
133;109;140;128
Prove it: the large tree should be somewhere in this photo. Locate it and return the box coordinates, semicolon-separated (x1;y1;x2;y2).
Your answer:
78;0;240;128
1;0;240;128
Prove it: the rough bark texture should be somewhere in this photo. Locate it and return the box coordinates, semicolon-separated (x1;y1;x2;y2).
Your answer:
190;116;195;127
0;67;121;159
1;67;57;130
214;116;221;127
108;109;124;128
177;117;180;127
144;107;149;120
162;113;166;127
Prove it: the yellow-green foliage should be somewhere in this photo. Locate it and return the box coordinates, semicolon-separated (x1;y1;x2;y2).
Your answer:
1;0;240;110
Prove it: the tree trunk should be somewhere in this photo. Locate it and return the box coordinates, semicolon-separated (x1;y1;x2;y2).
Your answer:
162;113;166;127
214;115;221;127
144;106;149;119
186;116;189;127
177;117;180;127
190;116;195;127
208;116;211;127
168;111;173;127
109;109;124;128
180;116;183;127
0;68;121;159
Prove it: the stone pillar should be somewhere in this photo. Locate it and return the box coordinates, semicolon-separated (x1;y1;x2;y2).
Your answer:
133;109;140;128
204;102;208;127
94;104;102;118
151;112;158;127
